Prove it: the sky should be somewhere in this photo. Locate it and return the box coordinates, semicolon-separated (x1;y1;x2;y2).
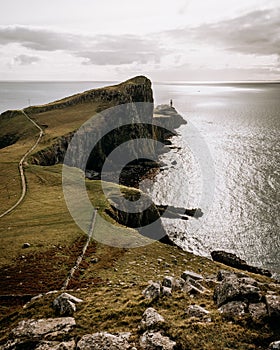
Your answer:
0;0;280;81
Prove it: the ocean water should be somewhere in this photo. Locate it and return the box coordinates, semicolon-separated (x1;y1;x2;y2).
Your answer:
0;81;116;113
152;81;280;277
0;81;279;277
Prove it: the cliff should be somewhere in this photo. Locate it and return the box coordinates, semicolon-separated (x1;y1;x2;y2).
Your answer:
30;76;155;171
26;76;153;115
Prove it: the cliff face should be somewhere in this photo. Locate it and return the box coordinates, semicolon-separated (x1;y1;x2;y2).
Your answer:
26;76;153;115
31;76;155;170
32;133;74;166
12;77;185;243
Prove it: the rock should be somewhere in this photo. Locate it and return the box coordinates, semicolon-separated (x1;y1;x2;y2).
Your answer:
217;270;237;282
162;276;174;289
91;258;99;263
181;270;203;281
76;332;131;350
35;340;76;349
173;278;185;290
12;317;75;340
204;278;218;289
140;308;165;331
162;276;184;291
140;331;176;350
143;282;161;299
2;318;76;348
218;301;247;320
188;277;206;291
22;242;31;249
268;340;280;349
162;286;172;297
183;282;203;295
211;251;272;277
214;275;261;307
182;278;206;295
265;294;280;320
154;104;177;116
248;303;268;323
212;251;247;267
185;305;211;321
53;293;83;316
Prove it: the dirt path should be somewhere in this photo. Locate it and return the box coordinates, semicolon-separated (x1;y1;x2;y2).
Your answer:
0;110;44;218
61;210;97;290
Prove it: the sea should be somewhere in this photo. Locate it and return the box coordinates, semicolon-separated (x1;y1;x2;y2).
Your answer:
0;80;279;278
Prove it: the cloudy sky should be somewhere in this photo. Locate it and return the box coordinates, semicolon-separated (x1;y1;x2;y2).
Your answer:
0;0;280;81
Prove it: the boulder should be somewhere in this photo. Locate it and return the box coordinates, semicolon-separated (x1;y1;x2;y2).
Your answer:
187;278;206;291
2;318;76;349
181;270;203;281
76;332;131;350
185;305;211;321
161;286;172;297
140;308;165;331
182;279;206;295
53;293;83;316
217;270;237;282
268;340;280;349
214;275;261;307
204;278;219;289
140;331;176;350
162;276;184;291
211;251;272;277
218;301;247;320
248;303;268;323
11;317;75;340
143;282;161;299
162;276;174;289
212;251;247;266
35;340;76;349
173;278;185;291
265;294;280;320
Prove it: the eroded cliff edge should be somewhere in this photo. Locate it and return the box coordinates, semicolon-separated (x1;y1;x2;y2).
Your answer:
0;76;186;244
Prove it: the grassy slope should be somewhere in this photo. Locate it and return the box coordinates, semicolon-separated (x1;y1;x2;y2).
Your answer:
1;239;276;349
0;83;278;349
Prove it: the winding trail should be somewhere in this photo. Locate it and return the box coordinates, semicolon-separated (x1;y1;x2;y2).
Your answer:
0;110;44;218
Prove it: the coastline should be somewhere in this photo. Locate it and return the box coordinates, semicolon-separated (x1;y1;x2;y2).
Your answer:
0;77;279;349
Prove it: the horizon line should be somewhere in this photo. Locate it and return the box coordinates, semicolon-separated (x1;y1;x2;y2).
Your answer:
0;79;280;84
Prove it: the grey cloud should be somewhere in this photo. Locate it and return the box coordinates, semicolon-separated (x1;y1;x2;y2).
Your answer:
14;54;40;65
0;25;165;65
77;35;162;65
79;51;159;65
191;8;280;57
0;26;83;51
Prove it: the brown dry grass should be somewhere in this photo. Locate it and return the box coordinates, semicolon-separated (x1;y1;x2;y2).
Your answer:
0;241;277;349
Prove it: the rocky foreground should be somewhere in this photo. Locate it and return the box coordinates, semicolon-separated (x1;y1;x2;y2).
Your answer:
2;262;280;349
